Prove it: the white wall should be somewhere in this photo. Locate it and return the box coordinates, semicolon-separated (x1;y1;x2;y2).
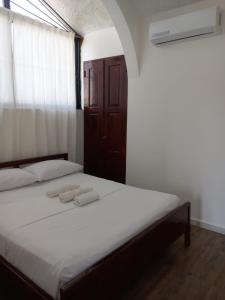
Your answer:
76;27;124;164
102;0;139;76
82;27;124;62
126;0;225;233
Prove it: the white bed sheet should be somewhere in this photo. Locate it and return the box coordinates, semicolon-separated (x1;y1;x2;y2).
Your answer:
0;173;181;299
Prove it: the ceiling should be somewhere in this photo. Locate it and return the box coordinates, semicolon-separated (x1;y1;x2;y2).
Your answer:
46;0;206;35
129;0;206;17
46;0;113;35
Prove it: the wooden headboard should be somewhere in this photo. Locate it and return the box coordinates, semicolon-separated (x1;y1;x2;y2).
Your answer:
0;153;68;169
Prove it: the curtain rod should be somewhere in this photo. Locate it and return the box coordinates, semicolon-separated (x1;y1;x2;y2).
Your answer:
39;0;83;39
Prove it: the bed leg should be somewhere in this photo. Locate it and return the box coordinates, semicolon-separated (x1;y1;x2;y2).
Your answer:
184;204;191;247
185;228;191;247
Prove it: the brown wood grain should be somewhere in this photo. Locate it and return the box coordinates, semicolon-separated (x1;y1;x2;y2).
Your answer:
0;153;68;169
84;55;128;183
60;202;190;300
84;58;104;178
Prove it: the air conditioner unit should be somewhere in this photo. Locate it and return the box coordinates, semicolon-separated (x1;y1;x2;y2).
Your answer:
149;7;222;45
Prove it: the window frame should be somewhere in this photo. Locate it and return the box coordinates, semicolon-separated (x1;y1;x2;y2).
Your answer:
75;37;82;110
3;0;10;9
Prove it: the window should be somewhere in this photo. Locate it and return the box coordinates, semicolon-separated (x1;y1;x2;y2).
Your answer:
10;0;67;30
0;0;82;109
0;6;76;108
3;0;74;31
13;17;76;108
0;0;80;161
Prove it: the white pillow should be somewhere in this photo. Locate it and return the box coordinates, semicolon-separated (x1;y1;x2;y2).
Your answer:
0;169;36;192
24;160;83;182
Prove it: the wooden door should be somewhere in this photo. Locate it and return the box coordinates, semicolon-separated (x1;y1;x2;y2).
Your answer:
103;56;127;183
84;56;127;183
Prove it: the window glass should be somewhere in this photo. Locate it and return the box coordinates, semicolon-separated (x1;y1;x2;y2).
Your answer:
10;0;67;30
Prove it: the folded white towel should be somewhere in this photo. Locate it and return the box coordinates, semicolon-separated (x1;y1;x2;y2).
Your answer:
59;187;93;203
47;184;80;198
74;191;100;207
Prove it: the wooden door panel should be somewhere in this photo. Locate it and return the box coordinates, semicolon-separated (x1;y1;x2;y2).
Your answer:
84;112;102;177
84;60;104;176
107;112;123;152
104;56;127;183
105;56;126;112
89;67;98;107
84;159;101;178
84;112;101;156
104;156;125;183
84;56;127;183
84;61;103;110
107;65;121;107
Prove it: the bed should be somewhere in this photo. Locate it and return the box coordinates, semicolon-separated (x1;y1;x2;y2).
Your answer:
0;153;190;300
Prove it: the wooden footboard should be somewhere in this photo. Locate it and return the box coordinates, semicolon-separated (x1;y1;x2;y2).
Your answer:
0;202;190;300
60;202;191;300
0;255;53;300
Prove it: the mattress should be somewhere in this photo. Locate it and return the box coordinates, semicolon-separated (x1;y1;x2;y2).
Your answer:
0;173;181;299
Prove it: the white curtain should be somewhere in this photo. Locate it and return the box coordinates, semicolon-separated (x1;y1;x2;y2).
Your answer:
0;10;76;162
0;11;14;105
0;11;15;161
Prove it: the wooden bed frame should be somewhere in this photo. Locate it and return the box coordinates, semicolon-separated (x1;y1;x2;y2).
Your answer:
0;154;191;300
